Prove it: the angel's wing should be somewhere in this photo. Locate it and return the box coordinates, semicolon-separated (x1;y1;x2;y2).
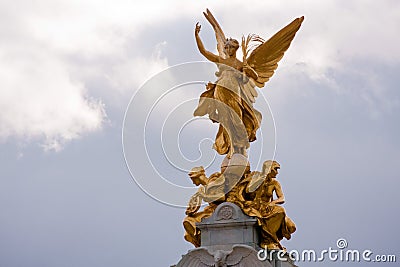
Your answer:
176;248;215;267
247;171;265;193
247;16;304;88
202;174;225;203
226;245;273;267
203;8;227;59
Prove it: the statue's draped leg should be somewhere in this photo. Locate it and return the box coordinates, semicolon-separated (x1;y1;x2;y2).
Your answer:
257;206;296;249
193;75;261;157
183;204;217;247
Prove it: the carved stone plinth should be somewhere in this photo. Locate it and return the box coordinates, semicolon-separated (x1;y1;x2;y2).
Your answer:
197;202;259;251
174;202;297;267
175;245;272;267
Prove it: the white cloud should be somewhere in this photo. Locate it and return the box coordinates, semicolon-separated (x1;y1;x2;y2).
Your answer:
0;46;105;151
106;41;169;93
0;0;194;151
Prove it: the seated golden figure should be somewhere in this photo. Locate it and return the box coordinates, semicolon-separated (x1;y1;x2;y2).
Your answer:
238;160;296;250
183;160;296;250
183;166;225;247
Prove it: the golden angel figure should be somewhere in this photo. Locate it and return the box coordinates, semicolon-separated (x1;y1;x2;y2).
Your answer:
194;9;304;158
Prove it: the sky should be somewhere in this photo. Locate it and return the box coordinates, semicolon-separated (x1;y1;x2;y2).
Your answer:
0;0;399;266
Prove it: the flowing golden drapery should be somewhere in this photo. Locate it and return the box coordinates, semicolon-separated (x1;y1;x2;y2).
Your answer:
194;66;262;156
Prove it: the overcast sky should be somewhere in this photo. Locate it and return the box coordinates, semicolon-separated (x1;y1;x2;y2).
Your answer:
0;1;399;266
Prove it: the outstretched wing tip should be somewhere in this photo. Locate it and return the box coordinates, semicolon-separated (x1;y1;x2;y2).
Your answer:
247;15;305;88
202;8;227;58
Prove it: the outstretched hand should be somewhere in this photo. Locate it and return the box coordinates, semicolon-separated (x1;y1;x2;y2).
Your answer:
195;22;201;35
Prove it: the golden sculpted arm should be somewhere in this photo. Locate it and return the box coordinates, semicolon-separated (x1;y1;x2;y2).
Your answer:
195;23;220;63
249;160;286;210
271;180;285;205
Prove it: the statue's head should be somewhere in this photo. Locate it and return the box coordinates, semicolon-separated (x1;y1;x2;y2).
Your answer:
189;166;207;186
224;38;239;57
190;176;203;186
262;160;280;178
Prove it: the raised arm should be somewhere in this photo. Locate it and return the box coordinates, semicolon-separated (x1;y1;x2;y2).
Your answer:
195;23;220;63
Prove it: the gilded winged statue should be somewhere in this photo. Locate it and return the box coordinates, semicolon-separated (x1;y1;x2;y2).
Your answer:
194;9;304;158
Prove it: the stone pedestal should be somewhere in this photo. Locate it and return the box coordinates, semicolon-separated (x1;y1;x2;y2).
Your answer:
173;202;297;267
197;202;259;251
